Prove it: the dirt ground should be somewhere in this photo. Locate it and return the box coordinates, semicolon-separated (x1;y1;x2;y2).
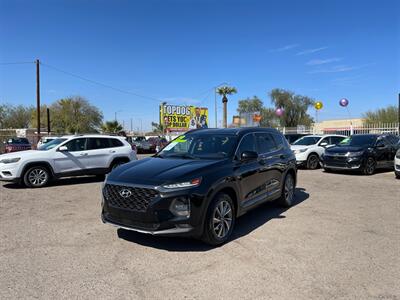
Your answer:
1;167;399;299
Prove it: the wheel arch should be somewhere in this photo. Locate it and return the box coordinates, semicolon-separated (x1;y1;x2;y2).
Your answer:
109;156;131;168
21;161;55;178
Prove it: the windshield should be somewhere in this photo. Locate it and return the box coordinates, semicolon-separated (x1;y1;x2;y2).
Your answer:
157;134;237;159
38;138;67;150
292;136;320;146
339;135;377;147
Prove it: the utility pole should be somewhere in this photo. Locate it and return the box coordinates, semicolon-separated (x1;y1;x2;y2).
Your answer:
130;118;133;133
36;59;41;142
222;95;228;128
46;108;51;135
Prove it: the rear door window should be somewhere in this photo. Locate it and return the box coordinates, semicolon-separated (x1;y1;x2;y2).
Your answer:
87;138;111;150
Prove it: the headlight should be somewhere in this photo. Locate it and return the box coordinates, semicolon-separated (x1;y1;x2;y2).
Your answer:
347;151;364;157
293;148;308;155
162;178;201;190
0;157;21;164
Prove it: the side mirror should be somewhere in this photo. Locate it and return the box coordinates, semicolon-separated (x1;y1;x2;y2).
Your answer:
376;143;386;148
241;151;258;162
320;142;328;147
58;146;68;151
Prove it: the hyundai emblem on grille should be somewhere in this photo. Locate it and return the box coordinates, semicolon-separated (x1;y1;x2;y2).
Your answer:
119;189;132;198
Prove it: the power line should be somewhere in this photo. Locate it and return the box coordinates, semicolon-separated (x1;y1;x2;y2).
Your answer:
40;62;163;103
0;61;35;65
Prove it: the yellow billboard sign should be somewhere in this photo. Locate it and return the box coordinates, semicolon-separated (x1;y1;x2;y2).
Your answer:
160;104;209;132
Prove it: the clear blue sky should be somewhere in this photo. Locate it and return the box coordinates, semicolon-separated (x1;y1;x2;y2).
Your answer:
1;0;399;131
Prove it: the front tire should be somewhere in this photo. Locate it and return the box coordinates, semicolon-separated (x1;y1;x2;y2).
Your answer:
306;154;320;169
23;166;50;188
202;193;235;246
395;172;400;179
363;157;376;175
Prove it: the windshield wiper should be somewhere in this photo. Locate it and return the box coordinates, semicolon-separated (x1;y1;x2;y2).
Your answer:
164;153;197;160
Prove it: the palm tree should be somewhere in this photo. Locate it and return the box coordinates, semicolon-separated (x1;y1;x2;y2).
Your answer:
217;86;237;128
101;120;123;133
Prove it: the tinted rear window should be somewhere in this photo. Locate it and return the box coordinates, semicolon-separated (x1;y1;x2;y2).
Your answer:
7;138;30;144
110;138;124;147
87;138;111;150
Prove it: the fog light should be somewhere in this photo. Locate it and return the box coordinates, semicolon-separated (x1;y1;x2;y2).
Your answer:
170;197;190;218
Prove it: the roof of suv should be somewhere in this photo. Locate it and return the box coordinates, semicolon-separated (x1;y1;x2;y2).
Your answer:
186;127;281;136
60;134;126;139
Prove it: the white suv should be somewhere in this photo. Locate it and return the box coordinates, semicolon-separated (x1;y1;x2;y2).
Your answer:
0;135;137;187
290;134;347;169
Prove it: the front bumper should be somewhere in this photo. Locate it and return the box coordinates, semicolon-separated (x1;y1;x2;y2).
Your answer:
322;155;363;170
0;163;21;181
101;181;206;237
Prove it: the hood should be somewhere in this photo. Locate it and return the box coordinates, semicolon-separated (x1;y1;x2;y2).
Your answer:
107;157;225;185
325;145;365;154
290;145;310;151
0;150;39;159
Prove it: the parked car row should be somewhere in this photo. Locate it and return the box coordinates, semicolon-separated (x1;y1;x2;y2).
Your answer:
1;129;399;246
285;133;400;177
126;136;168;153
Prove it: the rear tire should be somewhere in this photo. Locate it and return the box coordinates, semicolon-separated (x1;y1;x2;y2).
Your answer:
306;154;320;170
324;168;332;173
23;166;51;188
278;173;295;207
363;157;376;175
202;193;235;246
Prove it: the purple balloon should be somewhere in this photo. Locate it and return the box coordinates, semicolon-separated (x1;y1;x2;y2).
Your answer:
339;98;349;107
275;108;284;117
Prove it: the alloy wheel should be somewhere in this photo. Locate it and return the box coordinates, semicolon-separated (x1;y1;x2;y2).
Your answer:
28;168;48;186
365;158;375;175
212;200;233;239
284;174;294;205
308;155;319;169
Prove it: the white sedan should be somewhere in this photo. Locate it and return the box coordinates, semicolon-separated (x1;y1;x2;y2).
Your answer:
291;134;347;169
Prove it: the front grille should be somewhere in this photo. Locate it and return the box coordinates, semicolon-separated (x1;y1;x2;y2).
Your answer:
103;184;159;212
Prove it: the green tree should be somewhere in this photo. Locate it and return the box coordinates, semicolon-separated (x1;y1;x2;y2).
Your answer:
29;104;50;129
50;96;103;133
237;96;264;113
237;96;279;127
362;105;398;124
269;89;315;127
0;103;33;129
217;86;237;127
101;120;123;133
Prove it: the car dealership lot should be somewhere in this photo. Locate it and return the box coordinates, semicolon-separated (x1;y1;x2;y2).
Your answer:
1;168;399;299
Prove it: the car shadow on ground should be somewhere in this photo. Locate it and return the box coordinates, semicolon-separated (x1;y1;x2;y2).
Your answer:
117;187;309;252
2;175;104;189
323;168;393;176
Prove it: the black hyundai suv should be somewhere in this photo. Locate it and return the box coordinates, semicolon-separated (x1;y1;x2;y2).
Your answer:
101;128;297;245
322;134;400;175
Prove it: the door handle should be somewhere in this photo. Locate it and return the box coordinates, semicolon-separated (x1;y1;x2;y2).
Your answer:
109;150;116;153
280;154;287;159
80;153;88;156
